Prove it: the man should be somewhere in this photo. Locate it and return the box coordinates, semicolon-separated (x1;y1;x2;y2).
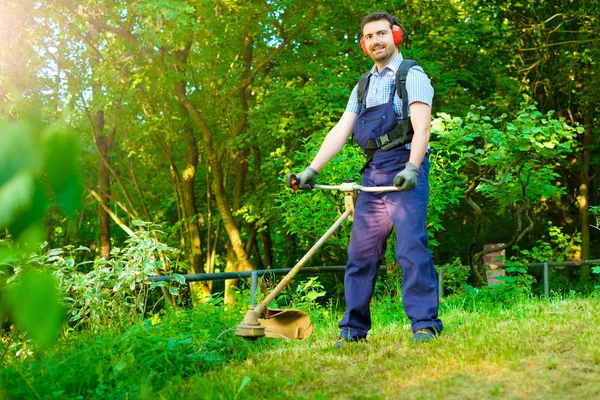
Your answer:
291;12;443;345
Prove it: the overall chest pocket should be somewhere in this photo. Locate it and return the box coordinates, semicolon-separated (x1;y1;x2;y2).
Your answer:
359;115;388;125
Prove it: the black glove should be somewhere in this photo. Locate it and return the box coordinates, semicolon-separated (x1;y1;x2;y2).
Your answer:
393;162;419;191
296;167;318;191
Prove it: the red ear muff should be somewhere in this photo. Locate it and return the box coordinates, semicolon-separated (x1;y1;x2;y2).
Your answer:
360;37;368;54
391;24;403;45
360;24;404;54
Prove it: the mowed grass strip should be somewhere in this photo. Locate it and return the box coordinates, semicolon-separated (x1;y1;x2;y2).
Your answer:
171;296;600;400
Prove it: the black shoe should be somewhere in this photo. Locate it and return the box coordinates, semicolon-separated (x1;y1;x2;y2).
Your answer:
412;328;438;343
333;336;366;349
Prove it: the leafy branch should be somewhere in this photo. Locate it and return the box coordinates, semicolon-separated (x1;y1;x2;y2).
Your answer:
591;206;600;231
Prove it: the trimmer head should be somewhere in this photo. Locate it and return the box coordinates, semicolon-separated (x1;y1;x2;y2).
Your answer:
235;309;266;340
235;308;312;340
235;324;266;340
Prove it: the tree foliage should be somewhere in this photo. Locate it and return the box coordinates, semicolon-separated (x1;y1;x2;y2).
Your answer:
0;0;596;306
432;104;578;285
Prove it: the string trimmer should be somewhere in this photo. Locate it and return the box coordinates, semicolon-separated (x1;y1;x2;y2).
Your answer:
235;176;399;340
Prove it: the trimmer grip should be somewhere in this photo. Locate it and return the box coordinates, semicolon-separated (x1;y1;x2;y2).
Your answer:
285;173;300;192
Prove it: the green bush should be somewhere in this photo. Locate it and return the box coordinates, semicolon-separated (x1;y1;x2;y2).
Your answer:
593;265;600;291
259;276;329;321
1;222;186;366
514;222;581;263
0;303;272;399
437;258;470;295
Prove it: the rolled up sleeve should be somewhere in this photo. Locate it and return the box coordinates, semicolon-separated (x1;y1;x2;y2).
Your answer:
406;67;434;108
345;85;360;114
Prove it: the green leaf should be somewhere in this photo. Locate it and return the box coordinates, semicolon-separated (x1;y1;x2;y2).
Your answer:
150;281;168;289
172;274;186;285
518;143;531;151
46;248;64;257
132;220;146;226
0;172;35;228
0;120;42;187
168;286;180;295
54;174;83;217
144;265;156;275
5;269;65;351
43;127;80;191
236;376;252;399
8;184;48;240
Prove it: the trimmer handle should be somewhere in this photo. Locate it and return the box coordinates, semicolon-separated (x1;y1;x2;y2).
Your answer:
285;173;300;193
285;173;316;192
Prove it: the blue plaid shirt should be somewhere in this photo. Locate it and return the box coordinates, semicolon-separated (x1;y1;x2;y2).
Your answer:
345;53;434;121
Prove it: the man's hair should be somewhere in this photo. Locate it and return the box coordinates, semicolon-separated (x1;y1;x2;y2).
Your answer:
360;12;399;32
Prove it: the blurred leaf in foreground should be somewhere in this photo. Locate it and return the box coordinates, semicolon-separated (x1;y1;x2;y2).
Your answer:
4;269;65;352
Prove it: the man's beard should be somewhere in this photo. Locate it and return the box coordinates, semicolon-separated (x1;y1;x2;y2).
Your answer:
370;44;393;62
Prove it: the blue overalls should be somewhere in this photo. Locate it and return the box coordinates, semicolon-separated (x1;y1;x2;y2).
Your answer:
338;81;443;340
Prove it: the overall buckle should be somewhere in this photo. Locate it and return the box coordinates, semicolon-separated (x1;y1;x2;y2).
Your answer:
375;133;390;148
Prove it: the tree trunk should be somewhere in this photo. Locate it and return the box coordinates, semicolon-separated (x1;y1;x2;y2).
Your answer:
178;97;211;301
260;228;274;269
224;245;239;305
252;146;273;269
223;148;250;302
86;24;113;260
94;111;113;259
465;190;487;287
169;154;211;302
578;123;592;282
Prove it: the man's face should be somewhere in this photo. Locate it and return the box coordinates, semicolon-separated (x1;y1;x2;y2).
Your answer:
362;19;398;63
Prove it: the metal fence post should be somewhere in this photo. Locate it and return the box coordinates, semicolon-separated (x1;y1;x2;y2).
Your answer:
543;262;549;297
250;271;258;306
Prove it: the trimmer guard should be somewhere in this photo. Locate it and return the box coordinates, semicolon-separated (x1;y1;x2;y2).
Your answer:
258;308;313;340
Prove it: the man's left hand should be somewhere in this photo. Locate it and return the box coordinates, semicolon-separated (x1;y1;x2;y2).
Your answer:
393;162;419;191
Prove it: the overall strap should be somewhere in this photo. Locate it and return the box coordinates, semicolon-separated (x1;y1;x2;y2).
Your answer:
356;72;371;110
352;72;371;146
395;59;418;145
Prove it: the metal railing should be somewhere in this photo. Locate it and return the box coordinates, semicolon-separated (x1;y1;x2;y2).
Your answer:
528;259;600;297
150;259;600;300
434;259;600;297
151;266;358;305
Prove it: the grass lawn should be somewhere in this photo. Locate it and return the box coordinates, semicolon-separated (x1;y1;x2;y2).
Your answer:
2;294;599;399
171;295;600;399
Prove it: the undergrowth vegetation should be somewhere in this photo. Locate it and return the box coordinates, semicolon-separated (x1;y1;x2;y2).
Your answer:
1;224;186;358
0;301;275;399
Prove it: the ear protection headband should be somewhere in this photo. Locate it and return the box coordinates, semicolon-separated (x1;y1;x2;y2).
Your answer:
359;18;404;54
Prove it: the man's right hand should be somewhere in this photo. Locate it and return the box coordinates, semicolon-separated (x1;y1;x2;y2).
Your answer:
294;167;318;191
